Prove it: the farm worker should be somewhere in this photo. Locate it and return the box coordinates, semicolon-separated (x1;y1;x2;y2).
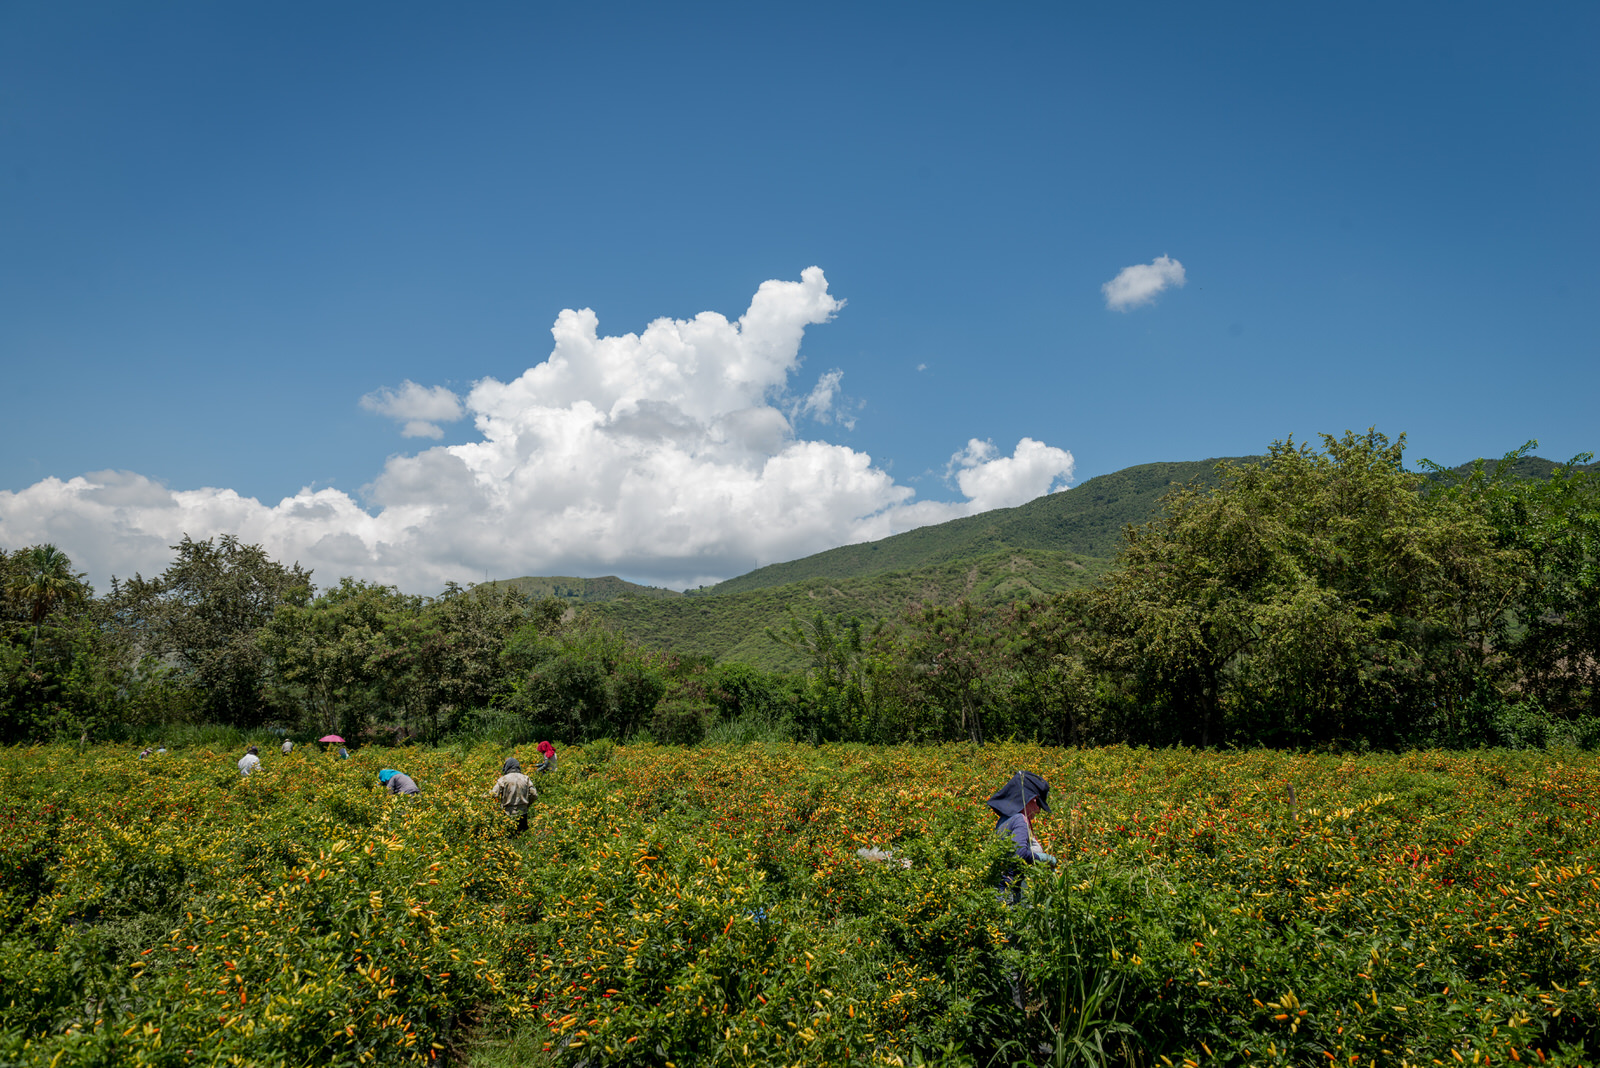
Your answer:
238;745;261;776
378;768;420;795
536;740;557;773
280;739;293;754
987;770;1057;904
988;770;1056;1012
491;756;538;835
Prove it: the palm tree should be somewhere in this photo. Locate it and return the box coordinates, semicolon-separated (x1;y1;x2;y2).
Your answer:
8;543;87;657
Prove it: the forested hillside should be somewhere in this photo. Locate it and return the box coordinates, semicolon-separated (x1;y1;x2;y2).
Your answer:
693;456;1246;595
498;574;682;603
521;457;1244;667
592;547;1104;669
556;450;1600;670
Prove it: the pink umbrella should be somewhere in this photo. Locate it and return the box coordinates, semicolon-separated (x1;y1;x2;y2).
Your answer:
319;734;345;744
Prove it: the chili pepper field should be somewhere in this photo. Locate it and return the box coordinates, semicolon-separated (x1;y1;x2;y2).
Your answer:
1;743;1597;1067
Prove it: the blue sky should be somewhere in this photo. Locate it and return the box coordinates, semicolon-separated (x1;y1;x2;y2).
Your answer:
3;1;1596;593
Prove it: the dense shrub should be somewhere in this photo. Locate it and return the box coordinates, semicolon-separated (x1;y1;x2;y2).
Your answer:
1;743;1596;1065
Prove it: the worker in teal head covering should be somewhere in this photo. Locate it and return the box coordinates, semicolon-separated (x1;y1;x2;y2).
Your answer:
378;768;420;795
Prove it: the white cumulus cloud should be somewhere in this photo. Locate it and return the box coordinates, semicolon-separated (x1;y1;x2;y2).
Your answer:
1102;255;1187;311
946;438;1076;511
360;380;465;439
0;268;1077;593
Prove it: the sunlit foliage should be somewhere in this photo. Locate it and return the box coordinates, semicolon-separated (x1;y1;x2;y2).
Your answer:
1;743;1596;1065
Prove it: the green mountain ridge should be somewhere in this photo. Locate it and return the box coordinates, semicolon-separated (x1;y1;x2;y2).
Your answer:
499;457;1252;667
497;451;1594;669
593;547;1106;670
499;574;683;602
695;456;1249;596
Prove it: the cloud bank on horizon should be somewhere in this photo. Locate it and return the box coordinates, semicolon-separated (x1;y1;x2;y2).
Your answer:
1103;255;1187;311
0;268;1075;594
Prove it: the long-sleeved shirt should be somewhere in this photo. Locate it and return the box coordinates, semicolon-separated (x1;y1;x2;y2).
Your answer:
995;813;1045;862
491;772;537;815
386;773;420;795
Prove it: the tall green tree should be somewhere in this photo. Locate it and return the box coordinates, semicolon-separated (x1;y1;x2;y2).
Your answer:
766;610;877;742
896;602;998;747
1510;457;1600;719
997;597;1106;745
256;577;415;739
0;545;119;742
107;535;313;725
503;616;658;742
1424;444;1600;722
7;544;88;657
366;583;535;742
1079;430;1518;746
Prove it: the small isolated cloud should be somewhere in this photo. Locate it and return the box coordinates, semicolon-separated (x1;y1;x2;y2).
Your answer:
360;380;464;438
945;437;1075;511
1102;255;1187;312
916;362;928;372
793;370;855;429
2;268;1077;592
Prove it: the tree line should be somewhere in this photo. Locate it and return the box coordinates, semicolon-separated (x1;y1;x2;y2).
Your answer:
4;430;1596;750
